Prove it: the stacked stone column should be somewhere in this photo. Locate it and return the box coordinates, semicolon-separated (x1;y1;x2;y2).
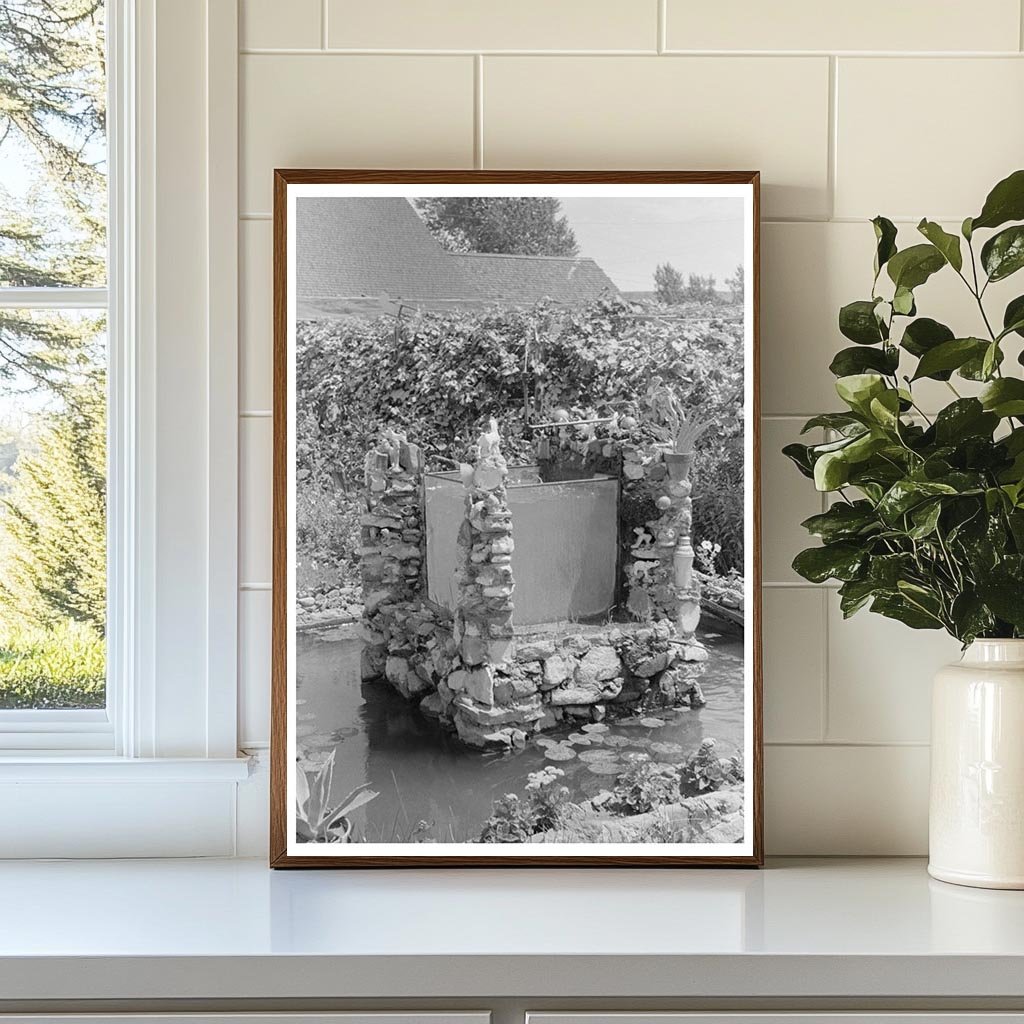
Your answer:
358;432;425;685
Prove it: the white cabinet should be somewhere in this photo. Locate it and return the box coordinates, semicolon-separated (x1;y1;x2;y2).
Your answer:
528;1017;1024;1024
0;1017;490;1024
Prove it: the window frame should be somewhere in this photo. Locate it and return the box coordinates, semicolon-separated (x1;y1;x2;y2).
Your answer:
0;0;245;828
0;3;120;750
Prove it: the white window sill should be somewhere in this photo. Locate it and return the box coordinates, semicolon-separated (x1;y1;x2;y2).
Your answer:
0;755;252;783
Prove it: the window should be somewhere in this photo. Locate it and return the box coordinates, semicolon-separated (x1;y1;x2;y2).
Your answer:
0;0;244;862
0;0;110;746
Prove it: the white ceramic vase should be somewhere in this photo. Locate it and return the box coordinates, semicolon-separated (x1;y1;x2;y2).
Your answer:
929;639;1024;889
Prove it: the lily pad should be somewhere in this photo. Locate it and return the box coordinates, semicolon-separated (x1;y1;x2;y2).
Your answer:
545;745;577;762
581;723;609;733
639;717;666;728
603;734;632;748
587;761;624;775
567;732;592;745
534;736;560;748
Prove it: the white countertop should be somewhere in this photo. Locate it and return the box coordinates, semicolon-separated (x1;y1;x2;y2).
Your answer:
1;857;1023;1002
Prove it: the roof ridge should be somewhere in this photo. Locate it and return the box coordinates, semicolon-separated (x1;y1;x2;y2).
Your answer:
452;251;600;264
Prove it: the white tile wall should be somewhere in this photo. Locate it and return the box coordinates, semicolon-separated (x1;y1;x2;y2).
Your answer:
483;56;831;219
235;1;1024;853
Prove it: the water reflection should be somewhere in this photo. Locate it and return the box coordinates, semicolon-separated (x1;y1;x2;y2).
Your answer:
296;629;745;843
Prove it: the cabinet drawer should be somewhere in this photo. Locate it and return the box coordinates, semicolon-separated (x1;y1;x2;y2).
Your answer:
528;1016;1024;1024
0;1016;490;1024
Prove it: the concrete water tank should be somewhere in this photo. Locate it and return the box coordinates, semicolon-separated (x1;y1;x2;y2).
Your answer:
423;466;618;625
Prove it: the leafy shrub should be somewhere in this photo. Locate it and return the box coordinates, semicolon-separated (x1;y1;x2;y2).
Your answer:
785;169;1024;642
295;297;745;580
479;766;572;842
0;619;105;709
612;753;681;814
680;739;744;796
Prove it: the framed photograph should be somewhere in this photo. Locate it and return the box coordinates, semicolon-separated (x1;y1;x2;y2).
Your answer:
271;170;762;867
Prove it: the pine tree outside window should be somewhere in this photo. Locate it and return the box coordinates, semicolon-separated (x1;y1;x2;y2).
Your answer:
0;1;110;740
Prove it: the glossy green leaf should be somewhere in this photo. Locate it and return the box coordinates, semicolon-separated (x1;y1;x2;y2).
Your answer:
976;579;1024;629
911;337;987;380
872;216;898;277
814;450;850;491
917;218;963;272
892;286;916;316
980;378;1024;418
792;542;866;584
933;399;998;444
907;500;942;539
800;501;879;543
868;389;902;430
839;299;886;345
982;341;1001;381
877;479;957;523
871;594;943;630
835;373;887;413
981;225;1024;282
971;168;1024;232
800;412;865;435
900;317;955;363
950;592;995;644
1003;295;1024;340
829;345;899;378
960;343;1004;381
886;243;946;291
781;442;815;479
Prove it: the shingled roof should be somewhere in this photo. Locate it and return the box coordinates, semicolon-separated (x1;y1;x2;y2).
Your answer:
295;196;617;316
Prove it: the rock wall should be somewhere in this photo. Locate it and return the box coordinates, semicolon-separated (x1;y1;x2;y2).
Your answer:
358;433;428;686
535;420;705;647
359;421;709;750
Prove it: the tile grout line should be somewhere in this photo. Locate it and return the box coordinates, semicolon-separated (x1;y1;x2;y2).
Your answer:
657;0;666;54
827;55;838;220
819;430;832;741
474;54;484;169
766;740;931;749
820;587;830;743
237;47;1024;57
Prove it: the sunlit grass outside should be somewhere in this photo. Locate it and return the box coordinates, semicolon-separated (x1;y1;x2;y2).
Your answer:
0;620;105;709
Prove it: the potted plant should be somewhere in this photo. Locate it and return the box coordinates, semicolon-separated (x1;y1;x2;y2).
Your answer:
785;169;1024;889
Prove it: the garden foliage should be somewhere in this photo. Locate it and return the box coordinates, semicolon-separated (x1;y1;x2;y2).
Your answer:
0;377;106;634
295;296;745;585
786;169;1024;642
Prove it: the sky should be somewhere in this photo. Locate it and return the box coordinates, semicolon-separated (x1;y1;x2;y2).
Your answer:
557;196;745;292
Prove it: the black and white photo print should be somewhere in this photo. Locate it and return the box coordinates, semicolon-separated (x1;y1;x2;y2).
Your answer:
271;171;762;867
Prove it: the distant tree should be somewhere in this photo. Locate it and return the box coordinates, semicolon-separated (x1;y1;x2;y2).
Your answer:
0;0;106;393
726;263;744;304
653;262;685;304
412;197;579;256
0;374;106;632
683;273;718;304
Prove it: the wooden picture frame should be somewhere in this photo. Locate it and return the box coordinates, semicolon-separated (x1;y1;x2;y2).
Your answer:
271;170;762;867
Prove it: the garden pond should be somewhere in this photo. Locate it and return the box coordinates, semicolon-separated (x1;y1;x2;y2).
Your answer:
295;629;745;843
